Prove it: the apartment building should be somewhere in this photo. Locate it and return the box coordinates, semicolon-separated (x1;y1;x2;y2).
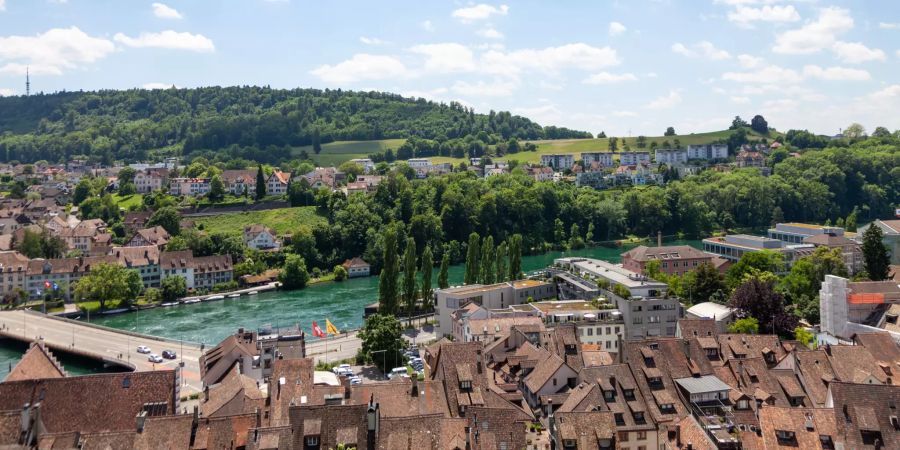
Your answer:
581;152;613;167
434;279;555;336
618;151;651;166
540;154;575;170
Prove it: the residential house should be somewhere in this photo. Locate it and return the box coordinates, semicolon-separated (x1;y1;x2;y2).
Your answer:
61;218;111;256
622;245;721;277
123;211;153;235
581;152;613;167
349;158;375;173
26;255;118;300
686;144;728;160
113;245;161;288
541;154;575;170
133;168;168;193
803;232;864;274
160;250;234;290
828;382;900;450
434;279;555;336
125;226;171;249
243;224;280;250
527;165;555;182
341;257;370;278
169;177;211;196
266;170;291;195
0;251;29;298
619;151;651;166
655;149;688;165
221;169;257;196
736;149;765;168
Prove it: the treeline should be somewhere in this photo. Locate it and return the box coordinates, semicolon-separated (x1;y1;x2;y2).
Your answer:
288;134;898;274
0;87;589;164
368;134;538;162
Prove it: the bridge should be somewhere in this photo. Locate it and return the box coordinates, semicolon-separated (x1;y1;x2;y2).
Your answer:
0;310;204;394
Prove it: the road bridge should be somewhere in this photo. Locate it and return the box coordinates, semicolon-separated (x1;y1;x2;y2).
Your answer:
0;310;204;394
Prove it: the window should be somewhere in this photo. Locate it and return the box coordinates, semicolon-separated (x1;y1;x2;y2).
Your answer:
603;390;614;401
305;436;319;446
614;414;625;426
618;431;628;442
633;411;645;423
637;431;647;440
737;399;749;410
460;380;471;391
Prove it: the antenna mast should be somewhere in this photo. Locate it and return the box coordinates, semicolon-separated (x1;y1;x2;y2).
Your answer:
26;67;31;96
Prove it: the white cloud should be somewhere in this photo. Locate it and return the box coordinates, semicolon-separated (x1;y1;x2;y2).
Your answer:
582;72;637;84
762;98;798;113
671;41;730;60
143;82;177;89
409;43;476;73
773;7;853;54
727;5;800;27
802;65;870;81
879;22;899;29
737;54;763;68
152;3;182;20
420;20;435;32
869;84;900;98
645;90;682;109
359;36;388;45
831;41;886;64
722;65;802;83
400;87;450;102
613;110;637;117
310;54;408;84
0;26;115;76
513;103;563;124
451;78;518;97
452;4;508;22
477;27;504;39
114;30;214;52
608;21;627;36
644;72;658;78
730;96;751;104
538;80;563;90
0;0;6;12
481;43;620;76
0;88;15;96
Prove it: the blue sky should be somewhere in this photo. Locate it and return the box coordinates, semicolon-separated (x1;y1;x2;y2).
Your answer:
1;0;899;136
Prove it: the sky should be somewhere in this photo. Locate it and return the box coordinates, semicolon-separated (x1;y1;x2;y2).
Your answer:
0;0;899;136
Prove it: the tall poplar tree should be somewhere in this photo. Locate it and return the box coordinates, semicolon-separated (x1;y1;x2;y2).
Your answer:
480;236;495;284
402;238;418;316
862;225;891;281
464;232;480;284
495;241;508;283
255;164;266;200
508;234;523;280
378;226;399;314
438;251;450;289
420;246;434;310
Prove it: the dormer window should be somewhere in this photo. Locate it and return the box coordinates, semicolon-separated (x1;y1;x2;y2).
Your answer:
737;399;749;410
614;413;624;426
776;430;796;444
460;380;472;391
603;389;614;401
633;411;645;423
624;389;635;401
659;403;675;414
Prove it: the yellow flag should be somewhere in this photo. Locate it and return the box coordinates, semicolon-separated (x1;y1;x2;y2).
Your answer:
325;319;339;335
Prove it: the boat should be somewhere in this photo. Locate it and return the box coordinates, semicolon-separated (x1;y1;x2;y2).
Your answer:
160;302;178;307
205;295;225;301
101;308;130;315
228;293;241;298
183;299;201;304
247;291;258;295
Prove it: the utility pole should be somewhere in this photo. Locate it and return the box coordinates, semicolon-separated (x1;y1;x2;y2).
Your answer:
26;66;30;97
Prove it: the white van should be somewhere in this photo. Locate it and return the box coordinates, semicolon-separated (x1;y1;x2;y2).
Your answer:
388;367;408;379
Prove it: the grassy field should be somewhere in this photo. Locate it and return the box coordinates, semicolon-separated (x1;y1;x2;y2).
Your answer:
111;193;143;210
293;139;406;167
292;128;778;167
193;206;326;235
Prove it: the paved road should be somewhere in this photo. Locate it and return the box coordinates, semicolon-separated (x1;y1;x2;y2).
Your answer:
0;310;204;394
305;325;436;365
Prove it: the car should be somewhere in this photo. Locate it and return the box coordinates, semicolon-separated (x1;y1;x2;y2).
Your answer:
136;345;151;354
405;348;420;358
147;354;163;363
161;350;177;359
388;367;408;379
332;364;352;374
349;376;362;385
337;368;354;377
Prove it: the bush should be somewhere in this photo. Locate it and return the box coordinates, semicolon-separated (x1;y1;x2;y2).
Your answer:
333;265;348;281
212;280;239;292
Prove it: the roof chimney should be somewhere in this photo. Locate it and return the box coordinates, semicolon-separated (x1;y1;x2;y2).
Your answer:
411;377;419;397
255;407;261;428
203;386;209;402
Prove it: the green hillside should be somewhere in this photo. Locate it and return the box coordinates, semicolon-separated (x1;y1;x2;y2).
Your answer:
293;139;406;167
194;206;325;236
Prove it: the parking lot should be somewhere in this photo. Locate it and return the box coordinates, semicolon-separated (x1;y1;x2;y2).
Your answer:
334;347;424;384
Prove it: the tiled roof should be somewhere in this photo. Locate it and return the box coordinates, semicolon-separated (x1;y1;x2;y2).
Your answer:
830;381;900;450
554;411;616;446
26;255;119;276
677;318;719;339
113;245;160;267
622;245;711;262
4;342;67;382
794;350;836;407
202;364;265;418
759;406;838;450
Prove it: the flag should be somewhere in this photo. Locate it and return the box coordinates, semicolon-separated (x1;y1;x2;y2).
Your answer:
325;319;339;335
44;281;51;289
311;321;325;338
52;282;59;291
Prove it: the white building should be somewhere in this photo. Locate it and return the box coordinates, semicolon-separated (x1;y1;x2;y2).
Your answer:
618;152;651;166
540;154;575;171
685;302;735;333
580;152;613;167
406;158;431;168
434;280;556;336
686;144;728;160
243;225;280;250
266;170;291;195
349;158;375;173
654;149;688;165
169;178;210;196
819;275;900;341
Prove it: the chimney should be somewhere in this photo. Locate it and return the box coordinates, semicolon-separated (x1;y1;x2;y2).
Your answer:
411;377;419;397
658;231;662;247
255;407;261;428
203;386;209;402
476;361;482;374
344;378;352;400
366;395;380;450
135;411;147;433
676;423;682;446
464;426;471;450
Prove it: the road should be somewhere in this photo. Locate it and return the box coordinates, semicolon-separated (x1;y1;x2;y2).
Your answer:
304;324;436;365
0;310;204;394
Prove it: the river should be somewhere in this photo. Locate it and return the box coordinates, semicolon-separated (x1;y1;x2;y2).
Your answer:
1;239;701;376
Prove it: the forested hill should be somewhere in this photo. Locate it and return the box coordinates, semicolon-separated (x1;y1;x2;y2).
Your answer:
0;87;591;164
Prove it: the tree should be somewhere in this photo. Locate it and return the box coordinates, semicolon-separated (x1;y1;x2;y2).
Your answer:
147;206;181;236
845;208;858;232
608;137;618;152
312;128;322;154
664;126;676;136
378;226;400;314
495;241;508;283
585;223;595;244
683;262;727;304
794;327;815;348
597;131;607;138
73;178;93;205
568;223;585;249
358;313;405;373
636;135;647;149
728;317;759;334
401;238;417;316
279;254;310;290
208;174;225;202
74;263;143;311
726;250;784;289
750;115;768;134
729;277;797;336
843;123;866;140
479;236;495;284
420;246;433;310
861;224;891;280
160;276;187;303
144;287;163;304
464;232;480;285
508;234;523;280
118;167;137;185
771;206;784;226
333;265;348;281
554;218;566;245
781;247;848;323
15;229;66;259
255;164;266;200
438;250;450;289
730;116;748;130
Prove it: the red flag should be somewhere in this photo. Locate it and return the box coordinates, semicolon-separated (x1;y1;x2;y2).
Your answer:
44;281;51;289
312;321;325;338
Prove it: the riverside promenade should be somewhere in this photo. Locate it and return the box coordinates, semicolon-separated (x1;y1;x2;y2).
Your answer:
0;310;204;394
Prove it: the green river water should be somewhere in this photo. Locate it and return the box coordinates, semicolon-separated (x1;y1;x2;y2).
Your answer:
1;240;701;378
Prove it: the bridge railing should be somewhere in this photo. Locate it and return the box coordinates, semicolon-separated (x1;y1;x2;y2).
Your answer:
20;309;204;348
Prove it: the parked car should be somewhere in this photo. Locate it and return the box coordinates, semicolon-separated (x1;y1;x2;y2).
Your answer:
147;354;163;363
136;345;151;354
332;364;352;374
349;376;362;385
388;367;408;379
161;350;177;359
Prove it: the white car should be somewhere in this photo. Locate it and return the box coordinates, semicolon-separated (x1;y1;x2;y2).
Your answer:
349;376;362;385
147;354;163;363
136;345;151;354
332;364;352;374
